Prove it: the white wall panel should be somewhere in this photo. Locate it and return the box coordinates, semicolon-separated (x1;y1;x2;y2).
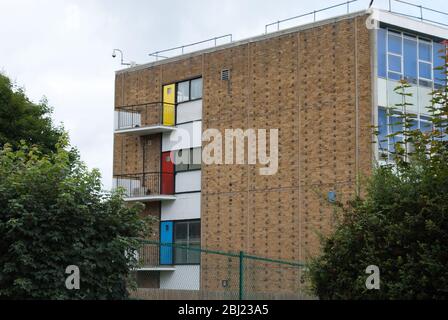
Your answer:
161;192;201;221
177;100;202;124
175;171;201;194
162;121;202;152
160;266;200;290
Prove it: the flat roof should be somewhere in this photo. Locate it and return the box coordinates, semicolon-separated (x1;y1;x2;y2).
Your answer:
116;8;448;75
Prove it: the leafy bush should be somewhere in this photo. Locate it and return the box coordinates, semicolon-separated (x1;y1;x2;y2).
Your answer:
0;138;152;299
308;50;448;299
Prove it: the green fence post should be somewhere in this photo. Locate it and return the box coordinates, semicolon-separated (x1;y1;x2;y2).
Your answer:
239;251;244;300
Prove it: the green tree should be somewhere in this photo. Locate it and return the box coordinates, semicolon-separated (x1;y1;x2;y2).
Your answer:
0;73;64;154
308;49;448;299
0;137;153;299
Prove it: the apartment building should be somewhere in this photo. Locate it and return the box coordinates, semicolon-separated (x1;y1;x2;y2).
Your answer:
112;7;448;294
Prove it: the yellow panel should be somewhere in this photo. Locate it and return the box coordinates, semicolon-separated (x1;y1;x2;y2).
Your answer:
163;84;175;126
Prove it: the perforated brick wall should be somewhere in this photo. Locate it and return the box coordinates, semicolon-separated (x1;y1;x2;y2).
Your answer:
113;13;373;294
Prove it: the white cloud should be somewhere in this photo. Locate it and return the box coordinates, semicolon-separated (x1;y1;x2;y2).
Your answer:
0;0;447;190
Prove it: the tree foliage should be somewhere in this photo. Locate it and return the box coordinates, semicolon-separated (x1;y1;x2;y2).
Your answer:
0;73;64;154
308;49;448;299
0;138;152;299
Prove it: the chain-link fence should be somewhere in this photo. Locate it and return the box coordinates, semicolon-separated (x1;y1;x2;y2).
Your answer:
131;240;311;300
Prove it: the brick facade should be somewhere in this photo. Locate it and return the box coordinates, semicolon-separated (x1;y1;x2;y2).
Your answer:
114;13;373;294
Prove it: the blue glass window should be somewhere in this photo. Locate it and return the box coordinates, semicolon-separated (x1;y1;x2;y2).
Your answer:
419;62;432;80
410;118;419;131
378;108;388;151
419;41;432;62
433;42;445;86
390;114;403;134
389;55;402;73
388;33;402;54
420;117;433;133
378;28;387;78
390;135;403;154
388;72;402;80
403;38;417;81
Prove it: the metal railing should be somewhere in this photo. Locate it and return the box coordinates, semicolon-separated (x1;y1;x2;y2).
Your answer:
148;34;233;61
138;243;160;267
115;102;173;131
388;0;448;27
113;172;174;198
133;240;308;300
264;0;358;34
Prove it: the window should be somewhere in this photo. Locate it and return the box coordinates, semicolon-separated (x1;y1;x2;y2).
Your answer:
174;220;200;265
176;78;202;103
378;107;436;162
174;147;202;172
418;39;433;82
377;28;387;78
380;28;436;86
434;42;446;88
190;78;203;100
403;36;417;83
177;81;190;103
388;32;402;54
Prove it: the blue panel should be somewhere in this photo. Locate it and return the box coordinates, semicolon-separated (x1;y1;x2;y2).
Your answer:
388;72;401;81
377;29;387;78
420;118;433;133
388;33;402;54
419;41;432;62
410;118;419;131
389;54;401;72
390;136;403;154
404;38;417;81
160;221;173;265
419;62;432;80
390;114;403;134
378;108;388;151
433;42;445;86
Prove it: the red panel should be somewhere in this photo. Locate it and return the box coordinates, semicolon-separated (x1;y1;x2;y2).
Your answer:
161;151;174;195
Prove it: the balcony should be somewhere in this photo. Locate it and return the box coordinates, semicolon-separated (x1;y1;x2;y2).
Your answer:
114;102;176;136
113;172;176;202
137;243;175;271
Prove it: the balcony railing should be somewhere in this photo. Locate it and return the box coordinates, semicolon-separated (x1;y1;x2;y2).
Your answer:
113;172;175;200
114;102;175;133
138;243;160;268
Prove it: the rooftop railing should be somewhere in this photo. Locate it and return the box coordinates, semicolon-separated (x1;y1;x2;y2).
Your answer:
264;0;358;34
148;34;233;61
388;0;448;28
141;1;448;65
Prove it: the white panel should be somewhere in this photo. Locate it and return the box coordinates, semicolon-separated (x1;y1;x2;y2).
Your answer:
418;86;432;115
387;79;402;109
377;78;387;107
161;192;201;221
407;85;418;114
177;100;202;124
160;266;200;290
175;171;201;194
162;121;202;152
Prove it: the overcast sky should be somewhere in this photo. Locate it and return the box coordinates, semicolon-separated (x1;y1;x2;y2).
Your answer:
1;0;447;190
